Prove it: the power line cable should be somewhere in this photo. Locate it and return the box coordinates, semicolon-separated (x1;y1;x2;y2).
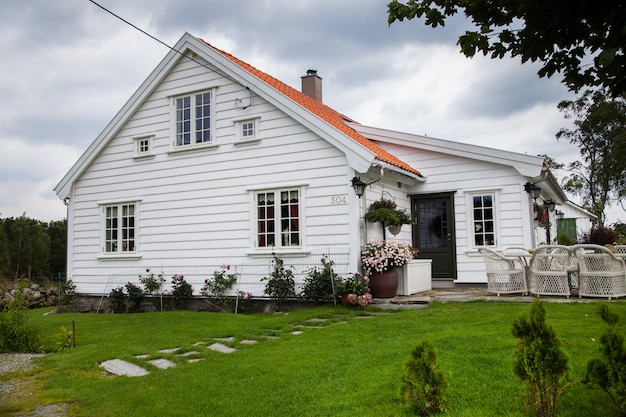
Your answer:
87;0;174;52
86;0;253;108
86;0;218;74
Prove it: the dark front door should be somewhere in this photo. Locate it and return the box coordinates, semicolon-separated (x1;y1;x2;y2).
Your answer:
411;193;456;280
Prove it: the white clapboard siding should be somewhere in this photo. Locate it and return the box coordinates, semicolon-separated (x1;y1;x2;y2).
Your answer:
377;141;531;284
68;55;358;294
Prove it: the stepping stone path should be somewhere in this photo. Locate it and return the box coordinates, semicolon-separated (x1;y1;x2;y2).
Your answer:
100;359;149;377
208;343;237;354
99;312;378;377
149;359;176;369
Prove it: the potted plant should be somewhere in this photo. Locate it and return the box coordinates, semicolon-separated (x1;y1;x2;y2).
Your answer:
364;198;412;238
336;272;372;307
361;240;414;298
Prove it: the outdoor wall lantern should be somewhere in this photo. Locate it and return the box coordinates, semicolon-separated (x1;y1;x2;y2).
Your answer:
351;177;367;198
544;199;556;213
524;182;542;200
556;209;565;219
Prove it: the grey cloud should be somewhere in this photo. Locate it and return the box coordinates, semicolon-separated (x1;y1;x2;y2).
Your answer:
449;61;570;119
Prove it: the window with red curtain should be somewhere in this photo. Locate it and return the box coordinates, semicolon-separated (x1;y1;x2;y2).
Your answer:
257;189;300;247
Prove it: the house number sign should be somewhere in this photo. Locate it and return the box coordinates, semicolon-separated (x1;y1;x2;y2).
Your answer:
330;195;348;205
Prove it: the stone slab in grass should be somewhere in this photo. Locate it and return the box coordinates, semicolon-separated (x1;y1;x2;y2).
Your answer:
306;318;329;323
159;348;180;354
208;343;237;354
100;359;149;377
213;337;235;342
239;339;257;345
178;351;199;357
291;330;304;335
149;358;176;369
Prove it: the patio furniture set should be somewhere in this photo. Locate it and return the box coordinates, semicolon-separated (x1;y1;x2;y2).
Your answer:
479;244;626;299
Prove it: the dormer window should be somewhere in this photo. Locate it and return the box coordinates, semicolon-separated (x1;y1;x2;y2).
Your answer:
173;90;213;148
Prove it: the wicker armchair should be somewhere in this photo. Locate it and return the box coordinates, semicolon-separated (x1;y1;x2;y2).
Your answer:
503;247;532;261
574;244;626;299
478;248;527;296
614;245;626;261
528;245;572;297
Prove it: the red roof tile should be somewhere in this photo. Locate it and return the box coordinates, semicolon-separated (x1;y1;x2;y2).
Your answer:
199;39;421;177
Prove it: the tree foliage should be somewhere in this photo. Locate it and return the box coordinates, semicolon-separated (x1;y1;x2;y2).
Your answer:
585;305;626;416
512;300;569;417
387;0;626;96
556;90;626;226
0;215;66;279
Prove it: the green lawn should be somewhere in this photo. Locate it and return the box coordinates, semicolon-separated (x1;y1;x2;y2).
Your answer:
3;301;625;416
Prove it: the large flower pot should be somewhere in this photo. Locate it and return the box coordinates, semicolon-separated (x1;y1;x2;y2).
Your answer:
368;268;399;298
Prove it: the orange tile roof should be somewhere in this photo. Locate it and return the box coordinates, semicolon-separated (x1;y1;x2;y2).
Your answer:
199;38;421;177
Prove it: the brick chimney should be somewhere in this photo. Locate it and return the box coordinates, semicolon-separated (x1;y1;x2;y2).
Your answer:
301;69;322;102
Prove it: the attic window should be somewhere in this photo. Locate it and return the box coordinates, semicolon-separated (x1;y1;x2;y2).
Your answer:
173;90;214;148
134;136;153;157
233;116;262;144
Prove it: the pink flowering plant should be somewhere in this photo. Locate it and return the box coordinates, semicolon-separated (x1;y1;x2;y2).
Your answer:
201;265;239;311
336;272;372;307
361;239;414;275
138;268;165;295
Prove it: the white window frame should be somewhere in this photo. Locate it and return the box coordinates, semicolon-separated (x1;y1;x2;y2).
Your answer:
134;135;153;158
233;116;262;145
468;191;499;248
98;200;140;258
248;185;307;254
172;89;215;149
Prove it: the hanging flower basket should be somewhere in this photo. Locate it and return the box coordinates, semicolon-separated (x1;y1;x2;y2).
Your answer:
364;198;411;226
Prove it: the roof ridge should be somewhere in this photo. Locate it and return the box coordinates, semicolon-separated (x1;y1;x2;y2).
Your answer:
198;38;421;177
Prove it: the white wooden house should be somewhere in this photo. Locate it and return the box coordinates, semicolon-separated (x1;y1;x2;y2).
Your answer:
54;33;568;295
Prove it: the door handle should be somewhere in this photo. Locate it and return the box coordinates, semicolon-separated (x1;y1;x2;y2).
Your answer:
447;232;452;241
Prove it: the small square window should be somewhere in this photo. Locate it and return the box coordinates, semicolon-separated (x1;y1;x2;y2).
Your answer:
134;136;153;157
241;121;255;138
234;117;261;143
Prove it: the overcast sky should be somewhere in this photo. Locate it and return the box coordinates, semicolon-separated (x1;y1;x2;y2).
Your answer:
0;0;622;224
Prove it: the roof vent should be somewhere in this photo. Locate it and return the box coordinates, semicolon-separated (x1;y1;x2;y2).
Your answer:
301;69;322;102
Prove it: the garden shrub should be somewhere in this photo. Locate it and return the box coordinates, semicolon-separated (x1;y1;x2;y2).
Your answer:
201;265;238;311
301;256;339;302
584;304;626;416
512;300;569;417
590;227;616;245
0;279;41;352
55;325;74;351
556;234;574;246
58;279;76;312
108;286;127;313
125;282;145;313
262;254;296;307
0;310;42;353
400;339;447;416
170;274;193;308
138;268;165;295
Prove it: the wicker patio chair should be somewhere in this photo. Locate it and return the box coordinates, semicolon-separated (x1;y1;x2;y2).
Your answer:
478;248;527;296
574;244;626;300
528;245;572;297
614;245;626;261
503;247;532;265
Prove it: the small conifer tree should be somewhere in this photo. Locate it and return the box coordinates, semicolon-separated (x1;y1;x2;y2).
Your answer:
585;304;626;416
512;300;568;417
400;340;447;416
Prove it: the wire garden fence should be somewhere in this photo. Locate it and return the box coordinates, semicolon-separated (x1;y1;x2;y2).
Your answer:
94;248;352;300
